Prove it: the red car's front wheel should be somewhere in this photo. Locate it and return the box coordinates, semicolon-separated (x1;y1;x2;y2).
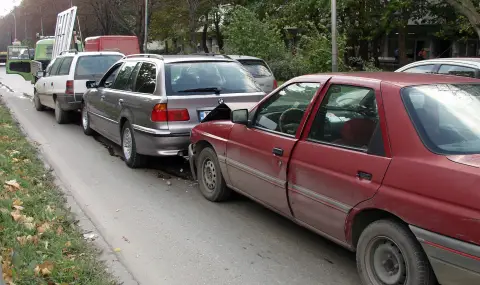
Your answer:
197;147;231;202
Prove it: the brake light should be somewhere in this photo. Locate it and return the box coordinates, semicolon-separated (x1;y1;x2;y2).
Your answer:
151;104;190;122
273;80;278;89
66;80;74;95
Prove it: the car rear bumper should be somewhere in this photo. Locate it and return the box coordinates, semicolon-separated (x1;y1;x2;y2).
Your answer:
132;124;190;157
410;225;480;285
56;94;82;111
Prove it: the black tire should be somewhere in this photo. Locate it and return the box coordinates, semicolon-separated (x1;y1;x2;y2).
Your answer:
357;220;436;285
197;147;231;202
33;91;45;111
54;99;70;124
81;103;94;136
121;121;145;168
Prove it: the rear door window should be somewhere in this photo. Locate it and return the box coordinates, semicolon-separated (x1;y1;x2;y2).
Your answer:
437;64;477;78
134;62;157;94
74;55;123;80
238;59;272;78
112;62;138;91
57;57;73;75
49;58;64;76
403;64;435;74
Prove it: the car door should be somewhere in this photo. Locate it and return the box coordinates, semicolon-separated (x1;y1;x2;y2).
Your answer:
88;62;123;136
53;56;74;95
102;61;138;142
226;82;324;215
287;80;392;243
42;58;63;108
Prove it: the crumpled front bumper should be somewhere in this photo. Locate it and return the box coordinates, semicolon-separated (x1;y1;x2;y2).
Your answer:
188;144;197;180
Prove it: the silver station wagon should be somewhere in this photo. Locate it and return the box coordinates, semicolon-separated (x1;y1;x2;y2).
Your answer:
81;54;265;168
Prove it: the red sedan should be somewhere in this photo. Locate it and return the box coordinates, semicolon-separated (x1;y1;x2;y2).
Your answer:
188;73;480;285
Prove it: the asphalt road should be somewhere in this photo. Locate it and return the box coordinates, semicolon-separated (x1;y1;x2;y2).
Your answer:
0;66;360;285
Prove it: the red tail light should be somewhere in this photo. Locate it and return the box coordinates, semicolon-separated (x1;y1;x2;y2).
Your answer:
151;104;190;122
66;80;74;95
273;80;278;89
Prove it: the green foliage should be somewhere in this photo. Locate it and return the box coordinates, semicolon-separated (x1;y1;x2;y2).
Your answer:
223;6;286;61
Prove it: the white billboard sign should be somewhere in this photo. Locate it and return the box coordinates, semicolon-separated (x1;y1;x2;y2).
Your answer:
52;6;78;59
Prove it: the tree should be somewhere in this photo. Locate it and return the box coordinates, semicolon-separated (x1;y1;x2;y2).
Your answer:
445;0;480;38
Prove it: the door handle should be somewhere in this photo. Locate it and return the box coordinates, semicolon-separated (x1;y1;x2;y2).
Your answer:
100;95;105;101
50;82;53;86
118;99;124;105
357;171;372;181
272;147;284;156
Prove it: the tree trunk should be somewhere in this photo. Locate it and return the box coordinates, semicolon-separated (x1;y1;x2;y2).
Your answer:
398;25;408;66
202;13;209;53
214;11;223;51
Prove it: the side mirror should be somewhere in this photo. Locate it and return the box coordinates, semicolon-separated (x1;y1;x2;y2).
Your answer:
36;70;44;78
232;109;249;125
86;80;97;89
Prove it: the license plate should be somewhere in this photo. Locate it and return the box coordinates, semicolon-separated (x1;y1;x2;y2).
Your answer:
199;111;211;121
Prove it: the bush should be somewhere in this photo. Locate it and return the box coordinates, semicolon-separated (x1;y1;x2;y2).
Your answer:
223;6;286;62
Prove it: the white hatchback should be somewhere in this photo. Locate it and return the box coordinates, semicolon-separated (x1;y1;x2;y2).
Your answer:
34;51;124;124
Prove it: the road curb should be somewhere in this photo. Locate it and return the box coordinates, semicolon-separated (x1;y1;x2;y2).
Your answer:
0;93;140;285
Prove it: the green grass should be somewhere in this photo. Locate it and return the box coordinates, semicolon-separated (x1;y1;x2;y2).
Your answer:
0;101;116;284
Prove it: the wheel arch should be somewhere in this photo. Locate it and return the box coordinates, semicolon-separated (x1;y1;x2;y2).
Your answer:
349;208;407;249
193;139;231;185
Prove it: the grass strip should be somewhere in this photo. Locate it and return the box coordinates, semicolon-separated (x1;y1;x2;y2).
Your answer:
0;101;116;284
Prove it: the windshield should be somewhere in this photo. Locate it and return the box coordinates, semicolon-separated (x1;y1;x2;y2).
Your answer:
165;61;262;96
402;84;480;154
238;59;272;78
75;55;122;79
8;46;30;60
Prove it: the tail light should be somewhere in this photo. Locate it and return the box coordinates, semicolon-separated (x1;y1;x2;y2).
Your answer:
273;80;278;89
151;103;190;122
66;80;74;95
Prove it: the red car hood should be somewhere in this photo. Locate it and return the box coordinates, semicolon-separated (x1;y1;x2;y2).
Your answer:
447;154;480;168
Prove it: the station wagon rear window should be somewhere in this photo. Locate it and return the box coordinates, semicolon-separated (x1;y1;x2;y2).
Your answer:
75;55;122;79
402;83;480;154
165;61;262;96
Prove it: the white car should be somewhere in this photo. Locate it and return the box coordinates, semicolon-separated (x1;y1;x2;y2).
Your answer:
33;51;124;124
395;58;480;78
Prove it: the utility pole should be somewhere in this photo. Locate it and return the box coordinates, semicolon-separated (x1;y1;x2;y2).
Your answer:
25;12;27;42
144;0;149;53
331;0;338;72
12;11;17;41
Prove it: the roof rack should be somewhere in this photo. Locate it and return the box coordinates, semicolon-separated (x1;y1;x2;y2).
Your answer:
59;49;79;55
123;54;164;60
190;53;232;59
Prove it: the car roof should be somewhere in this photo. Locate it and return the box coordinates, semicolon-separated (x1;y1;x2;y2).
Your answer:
57;51;124;58
121;54;236;64
292;72;480;87
397;58;480;70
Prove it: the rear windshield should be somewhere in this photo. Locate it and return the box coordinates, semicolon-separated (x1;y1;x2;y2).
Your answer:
402;83;480;154
238;59;272;77
75;55;122;79
165;61;262;96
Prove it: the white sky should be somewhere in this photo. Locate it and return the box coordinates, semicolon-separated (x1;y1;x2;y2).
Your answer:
0;0;21;17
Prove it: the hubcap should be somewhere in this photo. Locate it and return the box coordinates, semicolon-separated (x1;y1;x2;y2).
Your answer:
366;237;407;285
82;107;88;129
122;128;133;160
202;159;216;191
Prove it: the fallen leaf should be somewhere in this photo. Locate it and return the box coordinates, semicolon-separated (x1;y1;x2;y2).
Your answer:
11;210;26;222
37;222;51;234
56;226;63;236
23;159;31;163
34;261;54;276
5;180;21;190
24;222;35;230
65;241;72;247
114;248;122;252
12;199;23;207
45;205;54;213
16;235;33;246
12;158;20;163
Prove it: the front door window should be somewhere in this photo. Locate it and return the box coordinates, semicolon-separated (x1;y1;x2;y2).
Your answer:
254;83;320;136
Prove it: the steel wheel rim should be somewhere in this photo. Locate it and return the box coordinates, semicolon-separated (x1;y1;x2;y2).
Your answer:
82;107;88;129
123;128;133;160
202;159;217;191
365;236;407;285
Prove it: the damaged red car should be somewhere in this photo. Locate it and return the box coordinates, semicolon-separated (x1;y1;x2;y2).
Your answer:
188;73;480;285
